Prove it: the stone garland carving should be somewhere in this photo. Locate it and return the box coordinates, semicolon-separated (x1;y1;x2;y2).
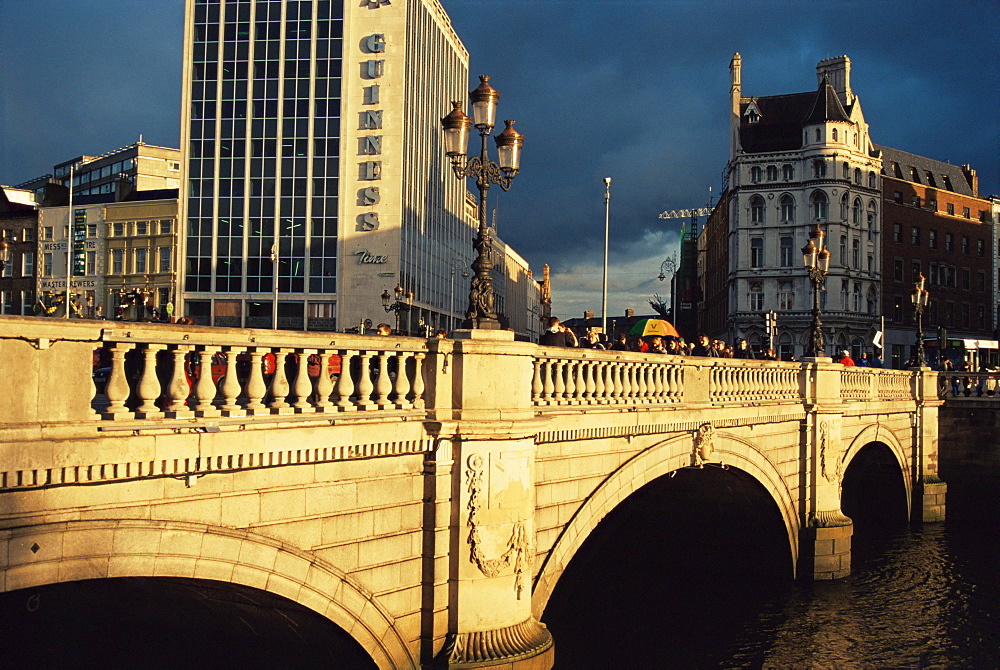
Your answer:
692;423;715;466
820;420;844;484
465;453;532;600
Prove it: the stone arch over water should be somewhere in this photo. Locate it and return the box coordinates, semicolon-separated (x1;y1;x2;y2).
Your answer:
0;519;414;669
532;430;798;615
842;422;912;516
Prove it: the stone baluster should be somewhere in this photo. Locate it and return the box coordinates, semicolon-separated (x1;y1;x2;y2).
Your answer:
552;360;566;404
626;362;639;401
102;343;134;418
374;352;392;407
192;347;221;416
603;361;615;404
292;350;314;411
411;352;426;409
394;352;412;409
564;360;577;403
244;348;269;413
735;366;746;399
611;361;623;402
651;362;664;402
592;360;605;402
635;362;648;401
164;346;192;416
335;350;358;410
576;359;589;402
542;360;555;403
355;352;375;409
313;350;335;411
267;348;292;412
132;344;165;418
219;347;244;416
532;359;543;403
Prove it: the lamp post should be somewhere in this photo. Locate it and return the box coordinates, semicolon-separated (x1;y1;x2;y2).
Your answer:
0;235;10;275
449;260;470;333
911;273;930;367
441;75;524;330
602;177;611;338
381;284;414;334
801;223;832;358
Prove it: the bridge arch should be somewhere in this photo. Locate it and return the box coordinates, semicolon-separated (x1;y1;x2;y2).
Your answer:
532;430;798;615
842;422;912;515
0;519;414;670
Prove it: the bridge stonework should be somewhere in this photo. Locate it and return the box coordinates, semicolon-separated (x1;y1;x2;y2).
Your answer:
0;318;944;669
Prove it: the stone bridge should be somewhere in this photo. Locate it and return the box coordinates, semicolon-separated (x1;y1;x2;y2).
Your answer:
0;318;945;668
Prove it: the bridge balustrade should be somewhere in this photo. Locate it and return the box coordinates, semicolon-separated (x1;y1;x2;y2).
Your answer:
938;371;1000;401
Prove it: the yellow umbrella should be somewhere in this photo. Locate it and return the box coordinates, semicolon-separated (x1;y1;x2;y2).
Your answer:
629;318;680;338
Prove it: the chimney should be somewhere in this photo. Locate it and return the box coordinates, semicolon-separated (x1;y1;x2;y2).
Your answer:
960;164;979;197
625;308;634;319
584;310;594;321
729;52;743;158
816;55;852;106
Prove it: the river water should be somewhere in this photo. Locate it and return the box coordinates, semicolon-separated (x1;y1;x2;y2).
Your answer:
544;477;1000;669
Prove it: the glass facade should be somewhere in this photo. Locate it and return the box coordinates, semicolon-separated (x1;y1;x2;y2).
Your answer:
185;0;343;328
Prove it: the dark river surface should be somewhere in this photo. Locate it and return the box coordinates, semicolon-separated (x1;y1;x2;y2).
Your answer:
543;472;1000;669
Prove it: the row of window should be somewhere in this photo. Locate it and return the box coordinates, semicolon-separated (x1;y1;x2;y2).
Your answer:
891;258;988;292
746;281;879;314
67;158;139;187
890;192;990;221
749;193;877;226
751;162;878;188
890;223;988;255
891;296;988;330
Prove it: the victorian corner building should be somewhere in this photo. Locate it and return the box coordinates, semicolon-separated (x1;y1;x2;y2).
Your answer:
701;54;997;363
179;0;541;337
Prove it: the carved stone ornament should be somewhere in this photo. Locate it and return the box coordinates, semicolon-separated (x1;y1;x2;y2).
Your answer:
465;453;533;599
811;509;852;527
692;423;715;466
820;420;844;484
437;617;553;667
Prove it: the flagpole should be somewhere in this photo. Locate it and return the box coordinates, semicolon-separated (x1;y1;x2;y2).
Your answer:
65;164;74;318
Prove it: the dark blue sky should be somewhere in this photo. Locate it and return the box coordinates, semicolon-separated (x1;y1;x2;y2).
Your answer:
2;0;997;318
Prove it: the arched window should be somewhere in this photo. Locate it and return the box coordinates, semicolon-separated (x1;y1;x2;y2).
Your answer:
832;128;838;141
842;162;850;179
868;171;877;188
780;195;795;222
867;200;878;239
751;166;762;183
815;128;821;142
854;168;862;184
766;165;777;181
749;282;763;311
750;196;765;223
778;332;793;361
852;198;863;225
853;284;862;312
813;160;826;178
852;239;860;268
841;280;849;310
778;281;794;310
780;236;793;266
811;191;828;220
782;164;794;181
839;235;847;262
840;193;849;220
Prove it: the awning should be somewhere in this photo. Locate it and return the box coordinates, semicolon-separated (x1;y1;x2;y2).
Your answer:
963;339;999;350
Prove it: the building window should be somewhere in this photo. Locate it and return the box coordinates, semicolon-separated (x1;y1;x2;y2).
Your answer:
832;128;838;142
782;164;794;181
894;296;904;323
751;166;762;183
159;247;171;272
750;237;763;268
135;248;147;274
868;172;877;188
160;219;173;235
961;269;970;290
852;239;860;268
136;221;148;236
749;282;763;311
22;252;34;277
929;230;937;248
911;226;920;246
778;281;794;310
113;222;125;237
963;207;970;219
853;284;861;312
780;195;795;222
893;191;903;203
867;287;877;314
854;168;862;184
868;253;874;273
112;249;124;275
961;304;970;327
780;236;793;267
43;253;53;276
945;233;953;251
41;227;53;241
813;159;826;178
766;165;777;181
842;161;849;179
960;236;969;254
947;203;955;216
750;196;765;224
976;271;985;292
852;198;862;225
976;239;985;256
87;224;97;238
892;222;901;243
86;251;96;275
840;193;849;220
839;235;847;262
929;263;939;286
811;191;828;220
893;259;904;282
912;261;921;282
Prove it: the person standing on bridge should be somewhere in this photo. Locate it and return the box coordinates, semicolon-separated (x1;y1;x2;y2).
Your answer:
540;317;577;347
839;350;856;366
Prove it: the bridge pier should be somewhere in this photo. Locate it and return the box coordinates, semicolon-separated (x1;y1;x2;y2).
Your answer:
428;330;554;669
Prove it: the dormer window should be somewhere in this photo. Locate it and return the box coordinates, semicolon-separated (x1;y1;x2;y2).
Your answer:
832;128;838;141
744;101;762;124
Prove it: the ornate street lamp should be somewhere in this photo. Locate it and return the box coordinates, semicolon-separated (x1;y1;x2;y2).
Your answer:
381;284;414;334
911;273;930;367
802;224;831;358
441;75;524;330
0;235;10;275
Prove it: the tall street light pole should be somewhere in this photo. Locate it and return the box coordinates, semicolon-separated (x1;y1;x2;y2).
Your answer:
441;75;524;330
911;273;930;367
382;284;413;335
801;223;831;358
602;177;611;338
